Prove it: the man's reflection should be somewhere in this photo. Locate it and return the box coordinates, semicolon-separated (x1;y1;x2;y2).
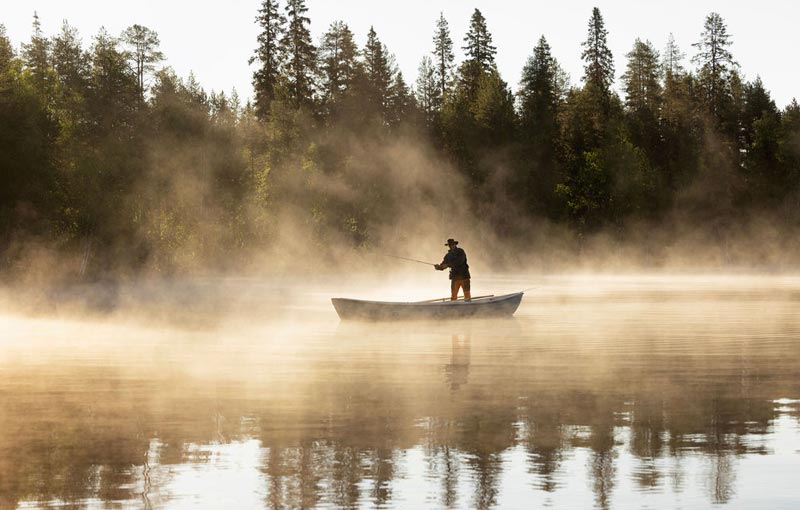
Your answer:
445;333;471;391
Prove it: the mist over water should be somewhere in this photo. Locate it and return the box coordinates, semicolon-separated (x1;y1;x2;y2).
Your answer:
1;274;799;509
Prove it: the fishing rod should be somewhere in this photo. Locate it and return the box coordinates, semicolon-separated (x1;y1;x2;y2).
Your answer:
381;254;438;266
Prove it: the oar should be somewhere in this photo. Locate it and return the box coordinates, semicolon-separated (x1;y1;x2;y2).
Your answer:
382;254;438;266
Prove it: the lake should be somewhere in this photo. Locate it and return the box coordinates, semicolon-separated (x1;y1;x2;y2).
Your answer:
1;274;799;509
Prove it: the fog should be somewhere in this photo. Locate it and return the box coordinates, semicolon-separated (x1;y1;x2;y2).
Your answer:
3;5;800;508
2;274;799;508
7;125;800;297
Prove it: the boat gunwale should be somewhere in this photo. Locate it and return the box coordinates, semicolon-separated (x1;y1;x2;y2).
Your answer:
331;291;523;308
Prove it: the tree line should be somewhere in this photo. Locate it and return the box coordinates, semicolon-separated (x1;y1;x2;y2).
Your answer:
2;4;800;278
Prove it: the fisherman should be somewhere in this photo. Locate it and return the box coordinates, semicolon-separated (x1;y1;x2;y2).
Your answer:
435;238;471;301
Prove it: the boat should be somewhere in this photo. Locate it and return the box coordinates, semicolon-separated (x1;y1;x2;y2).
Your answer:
331;292;524;320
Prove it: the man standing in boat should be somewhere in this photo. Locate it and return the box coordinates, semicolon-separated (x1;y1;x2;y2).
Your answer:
435;238;471;301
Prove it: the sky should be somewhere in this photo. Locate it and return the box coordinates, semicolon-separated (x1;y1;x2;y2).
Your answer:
3;0;798;107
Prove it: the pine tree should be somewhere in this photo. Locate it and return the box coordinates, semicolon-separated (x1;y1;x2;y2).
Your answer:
250;0;285;118
121;24;164;101
431;12;454;103
279;0;317;107
621;38;661;113
318;20;359;109
580;7;614;94
692;12;738;117
622;39;663;163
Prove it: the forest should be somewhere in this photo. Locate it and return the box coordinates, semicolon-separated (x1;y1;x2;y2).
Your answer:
2;2;800;280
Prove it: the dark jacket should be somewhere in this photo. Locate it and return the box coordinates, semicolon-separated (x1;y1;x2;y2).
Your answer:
441;247;470;280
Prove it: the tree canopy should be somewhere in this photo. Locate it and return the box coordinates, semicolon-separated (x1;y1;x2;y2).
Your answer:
2;6;800;278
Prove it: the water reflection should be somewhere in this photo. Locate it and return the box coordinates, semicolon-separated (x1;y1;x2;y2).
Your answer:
1;277;800;509
444;333;471;391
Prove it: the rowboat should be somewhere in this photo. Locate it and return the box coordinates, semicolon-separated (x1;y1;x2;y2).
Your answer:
331;292;524;320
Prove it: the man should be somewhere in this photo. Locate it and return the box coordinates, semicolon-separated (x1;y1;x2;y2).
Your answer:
435;238;471;301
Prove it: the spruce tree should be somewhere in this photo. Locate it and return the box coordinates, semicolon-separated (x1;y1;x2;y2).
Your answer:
387;71;414;127
740;77;782;202
415;56;438;129
458;8;497;101
663;33;685;82
52;21;90;95
250;0;285;119
780;99;800;190
518;36;563;214
519;36;560;132
318;20;359;109
462;9;496;71
21;12;53;100
661;33;689;126
362;26;394;120
473;72;513;132
0;25;15;76
279;0;317;107
88;28;138;133
51;19;90;164
230;87;241;120
580;7;614;94
741;77;778;153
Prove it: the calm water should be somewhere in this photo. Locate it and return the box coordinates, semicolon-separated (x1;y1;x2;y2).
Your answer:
1;274;799;509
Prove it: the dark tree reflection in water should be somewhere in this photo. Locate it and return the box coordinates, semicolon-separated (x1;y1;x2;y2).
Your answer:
0;275;799;509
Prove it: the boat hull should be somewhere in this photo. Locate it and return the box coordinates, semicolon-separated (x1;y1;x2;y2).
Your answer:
331;292;523;320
